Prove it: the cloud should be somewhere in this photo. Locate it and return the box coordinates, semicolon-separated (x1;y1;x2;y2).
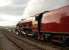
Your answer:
0;0;29;16
0;6;25;16
23;0;69;18
0;14;23;21
12;0;29;5
0;0;12;7
0;14;22;26
0;18;5;21
0;21;17;26
0;0;29;26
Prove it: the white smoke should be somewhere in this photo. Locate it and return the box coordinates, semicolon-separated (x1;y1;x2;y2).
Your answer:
23;0;69;19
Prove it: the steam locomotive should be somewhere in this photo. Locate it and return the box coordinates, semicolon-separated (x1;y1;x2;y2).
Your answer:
15;0;69;47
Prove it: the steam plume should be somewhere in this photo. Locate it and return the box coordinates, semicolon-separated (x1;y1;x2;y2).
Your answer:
23;0;69;19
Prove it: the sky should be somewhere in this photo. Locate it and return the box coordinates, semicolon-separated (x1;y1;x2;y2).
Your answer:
23;0;69;18
0;0;29;26
0;0;69;26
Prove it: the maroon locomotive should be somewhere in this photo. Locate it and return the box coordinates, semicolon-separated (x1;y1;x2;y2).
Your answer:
15;0;69;46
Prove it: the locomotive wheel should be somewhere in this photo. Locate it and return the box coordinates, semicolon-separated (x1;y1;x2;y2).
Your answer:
60;37;69;47
51;35;69;47
44;33;52;41
32;32;38;40
16;32;19;35
16;31;22;36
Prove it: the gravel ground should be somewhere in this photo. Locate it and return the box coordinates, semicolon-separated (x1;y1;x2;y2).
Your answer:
0;31;20;50
0;30;69;50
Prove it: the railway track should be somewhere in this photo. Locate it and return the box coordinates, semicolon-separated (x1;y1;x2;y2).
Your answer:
3;31;69;50
3;32;44;50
